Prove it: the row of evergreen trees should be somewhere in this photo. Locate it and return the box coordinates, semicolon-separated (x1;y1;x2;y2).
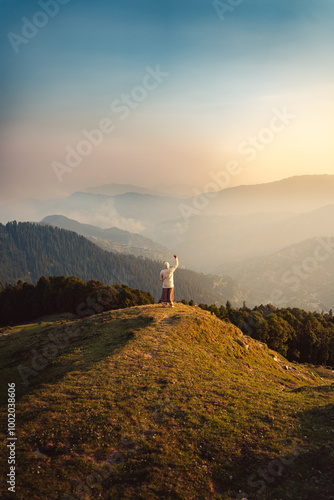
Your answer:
1;274;334;366
197;301;334;366
0;276;154;326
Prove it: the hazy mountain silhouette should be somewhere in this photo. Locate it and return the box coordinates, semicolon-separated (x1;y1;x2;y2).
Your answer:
152;204;334;272
40;215;174;263
201;174;334;216
2;175;334;283
0;191;183;231
85;182;193;198
2;174;334;230
218;236;334;310
85;182;168;197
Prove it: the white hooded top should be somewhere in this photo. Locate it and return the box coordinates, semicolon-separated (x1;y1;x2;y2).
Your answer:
160;256;179;288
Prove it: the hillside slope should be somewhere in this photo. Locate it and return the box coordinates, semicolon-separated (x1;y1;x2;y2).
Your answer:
0;304;333;499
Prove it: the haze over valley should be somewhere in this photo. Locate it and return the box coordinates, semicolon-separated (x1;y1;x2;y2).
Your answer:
1;174;334;310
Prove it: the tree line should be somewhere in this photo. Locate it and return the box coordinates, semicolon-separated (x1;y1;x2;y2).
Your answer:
0;275;154;326
1;273;334;366
196;301;334;366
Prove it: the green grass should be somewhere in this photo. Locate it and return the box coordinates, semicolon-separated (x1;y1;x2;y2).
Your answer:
0;304;333;499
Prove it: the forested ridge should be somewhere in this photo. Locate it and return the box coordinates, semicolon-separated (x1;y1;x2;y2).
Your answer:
0;275;154;326
197;301;334;366
0;221;241;305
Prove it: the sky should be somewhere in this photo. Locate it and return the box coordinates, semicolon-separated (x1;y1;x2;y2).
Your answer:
0;0;334;203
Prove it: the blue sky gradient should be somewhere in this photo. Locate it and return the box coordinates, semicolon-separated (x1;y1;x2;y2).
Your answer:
1;0;334;201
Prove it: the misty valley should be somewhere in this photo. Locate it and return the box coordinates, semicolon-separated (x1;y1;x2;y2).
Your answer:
2;174;334;312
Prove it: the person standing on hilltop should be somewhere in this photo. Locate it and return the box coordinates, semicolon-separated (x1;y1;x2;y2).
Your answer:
160;254;179;307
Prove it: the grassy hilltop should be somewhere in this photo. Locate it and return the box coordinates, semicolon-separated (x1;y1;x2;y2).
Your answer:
0;304;334;499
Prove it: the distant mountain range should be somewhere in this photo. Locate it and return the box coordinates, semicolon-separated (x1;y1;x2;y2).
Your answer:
200;174;334;215
151;203;334;272
0;221;256;307
1;175;334;310
3;175;334;234
85;182;168;197
40;215;174;263
218;237;334;311
0;190;182;232
85;182;193;198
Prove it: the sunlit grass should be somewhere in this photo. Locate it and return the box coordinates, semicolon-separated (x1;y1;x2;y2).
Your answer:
0;304;333;499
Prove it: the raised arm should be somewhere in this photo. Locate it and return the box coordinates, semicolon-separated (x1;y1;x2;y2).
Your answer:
171;254;179;271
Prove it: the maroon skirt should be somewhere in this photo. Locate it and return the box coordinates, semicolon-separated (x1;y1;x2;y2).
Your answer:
161;287;174;303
